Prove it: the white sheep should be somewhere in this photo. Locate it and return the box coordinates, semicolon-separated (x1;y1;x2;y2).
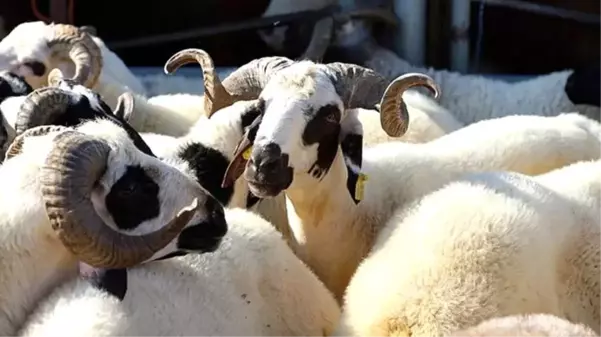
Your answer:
133;51;459;243
0;117;230;335
447;314;599;336
20;207;340;336
0;21;145;99
220;63;601;301
335;159;600;336
353;32;600;124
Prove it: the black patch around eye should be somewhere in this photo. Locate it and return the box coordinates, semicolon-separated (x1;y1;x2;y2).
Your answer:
105;165;160;231
177;142;233;206
302;104;341;145
22;61;46;77
53;94;155;157
240;99;265;131
82;268;128;301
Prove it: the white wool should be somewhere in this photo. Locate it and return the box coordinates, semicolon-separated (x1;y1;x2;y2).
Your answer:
20;208;340;336
336;160;600;336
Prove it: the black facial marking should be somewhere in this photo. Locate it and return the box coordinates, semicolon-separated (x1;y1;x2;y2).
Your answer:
0;72;33;102
302;104;342;179
176;197;228;253
565;64;600;107
45;91;155;157
177;142;233;206
80;267;128;301
105;165;160;231
22;61;47;77
302;104;341;145
341;133;364;204
240;99;265;131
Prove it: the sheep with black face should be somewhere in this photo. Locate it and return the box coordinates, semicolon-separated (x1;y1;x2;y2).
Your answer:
222;62;601;301
0;109;228;335
0;70;33;158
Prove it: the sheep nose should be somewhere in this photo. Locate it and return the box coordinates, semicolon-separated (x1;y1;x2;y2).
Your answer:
252;142;289;176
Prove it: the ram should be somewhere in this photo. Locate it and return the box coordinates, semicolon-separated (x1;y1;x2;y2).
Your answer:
0;117;229;335
335;159;600;336
0;21;144;102
219;62;601;302
0;70;33;158
447;314;598;336
20;207;340;336
0;22;209;137
356;36;600;124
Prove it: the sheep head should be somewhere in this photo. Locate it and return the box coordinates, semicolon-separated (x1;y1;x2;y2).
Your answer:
221;60;439;202
10;121;228;269
0;21;102;90
13;69;148;156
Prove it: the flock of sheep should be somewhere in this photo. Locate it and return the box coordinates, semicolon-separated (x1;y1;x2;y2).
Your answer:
0;20;599;336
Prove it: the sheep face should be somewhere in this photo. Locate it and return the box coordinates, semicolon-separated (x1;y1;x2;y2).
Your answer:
14;74;153;156
0;71;32;156
0;21;102;89
222;62;366;203
18;119;228;269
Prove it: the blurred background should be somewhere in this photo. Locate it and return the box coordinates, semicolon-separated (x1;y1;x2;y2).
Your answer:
1;0;598;88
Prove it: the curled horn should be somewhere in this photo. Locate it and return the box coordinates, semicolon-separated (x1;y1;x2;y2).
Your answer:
379;72;440;137
325;62;389;112
47;24;103;88
113;92;135;121
41;131;202;269
221;56;295;102
14;87;72;135
164;49;232;117
5;125;72;160
300;17;334;62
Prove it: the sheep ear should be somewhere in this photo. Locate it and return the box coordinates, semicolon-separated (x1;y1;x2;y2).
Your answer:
340;109;365;204
221;113;263;188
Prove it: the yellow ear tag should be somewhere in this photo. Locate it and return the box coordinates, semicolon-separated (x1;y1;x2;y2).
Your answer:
355;173;368;201
242;146;253;160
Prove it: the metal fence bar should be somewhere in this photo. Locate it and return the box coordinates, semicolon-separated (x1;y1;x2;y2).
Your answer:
474;0;600;25
450;0;471;72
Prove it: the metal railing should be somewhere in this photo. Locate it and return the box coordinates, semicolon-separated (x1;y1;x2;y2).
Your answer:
448;0;600;72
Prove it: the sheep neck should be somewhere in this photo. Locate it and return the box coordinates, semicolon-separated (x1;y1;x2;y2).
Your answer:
285;150;374;302
0;158;78;335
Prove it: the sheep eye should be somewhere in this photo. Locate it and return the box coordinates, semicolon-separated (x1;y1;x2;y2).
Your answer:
325;111;337;123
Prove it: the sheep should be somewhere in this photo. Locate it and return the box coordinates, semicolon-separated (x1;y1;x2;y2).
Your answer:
0;21;214;137
132;50;458;243
0;70;33;158
0;21;145;99
338;27;600;124
20;207;340;336
447;314;599;336
0;117;230;335
334;159;600;336
219;61;601;301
